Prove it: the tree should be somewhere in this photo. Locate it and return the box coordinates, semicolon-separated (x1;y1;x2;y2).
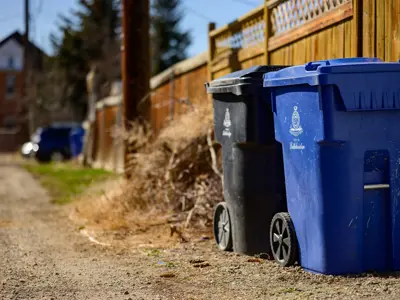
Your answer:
151;0;191;75
48;0;121;119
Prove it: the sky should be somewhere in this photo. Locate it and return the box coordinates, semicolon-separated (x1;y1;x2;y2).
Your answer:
0;0;264;57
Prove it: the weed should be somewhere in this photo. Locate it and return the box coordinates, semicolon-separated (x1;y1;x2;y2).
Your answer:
23;162;114;204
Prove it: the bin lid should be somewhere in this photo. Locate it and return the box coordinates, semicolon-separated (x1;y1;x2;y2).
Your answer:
263;58;400;87
206;65;288;96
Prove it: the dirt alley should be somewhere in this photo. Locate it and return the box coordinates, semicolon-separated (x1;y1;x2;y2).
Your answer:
2;159;400;299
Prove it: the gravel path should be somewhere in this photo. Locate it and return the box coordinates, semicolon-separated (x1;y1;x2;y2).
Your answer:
0;161;167;300
2;159;400;299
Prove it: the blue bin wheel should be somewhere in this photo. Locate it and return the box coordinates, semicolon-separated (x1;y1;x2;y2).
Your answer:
270;212;298;267
213;202;233;251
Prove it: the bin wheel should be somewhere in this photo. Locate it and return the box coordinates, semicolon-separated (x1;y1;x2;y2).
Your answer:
213;202;233;251
270;212;298;267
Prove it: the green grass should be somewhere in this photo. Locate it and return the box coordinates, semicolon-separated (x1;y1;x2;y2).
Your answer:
23;163;114;205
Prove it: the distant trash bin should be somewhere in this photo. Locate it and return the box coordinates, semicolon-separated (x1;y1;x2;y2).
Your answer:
69;126;85;158
264;57;400;274
206;65;288;256
34;124;85;162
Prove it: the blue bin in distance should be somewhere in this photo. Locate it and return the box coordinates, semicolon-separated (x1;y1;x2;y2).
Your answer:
264;58;400;275
69;126;85;157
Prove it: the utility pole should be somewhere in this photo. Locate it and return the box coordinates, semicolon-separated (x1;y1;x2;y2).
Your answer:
121;0;150;175
24;0;29;81
24;0;34;135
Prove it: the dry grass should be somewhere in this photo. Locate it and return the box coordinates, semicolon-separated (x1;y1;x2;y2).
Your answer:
73;101;223;240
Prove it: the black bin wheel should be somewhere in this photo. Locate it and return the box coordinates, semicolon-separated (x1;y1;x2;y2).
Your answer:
213;202;233;251
270;212;298;267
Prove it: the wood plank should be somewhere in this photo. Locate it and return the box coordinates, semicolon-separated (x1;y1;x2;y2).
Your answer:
326;27;333;59
344;20;352;58
352;0;361;57
268;2;353;51
293;38;306;65
237;46;265;63
280;46;286;65
338;22;345;58
291;41;297;65
287;44;292;65
317;31;326;60
269;50;277;65
325;29;331;59
267;0;284;9
385;0;393;61
334;22;345;58
210;57;231;73
376;0;385;60
241;54;264;69
393;0;400;61
286;45;291;65
270;49;283;65
264;2;270;64
331;25;338;58
311;32;318;61
213;69;231;79
362;0;375;57
305;36;312;62
208;22;216;81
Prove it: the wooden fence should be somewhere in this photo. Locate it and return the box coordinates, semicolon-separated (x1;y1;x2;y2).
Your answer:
92;94;124;173
209;0;400;80
150;52;208;134
91;53;208;172
92;0;400;172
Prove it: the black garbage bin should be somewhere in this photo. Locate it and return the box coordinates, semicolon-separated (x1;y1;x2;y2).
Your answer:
205;65;288;256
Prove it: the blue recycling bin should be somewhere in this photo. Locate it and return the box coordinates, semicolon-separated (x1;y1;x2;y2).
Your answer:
69;126;85;157
264;58;400;275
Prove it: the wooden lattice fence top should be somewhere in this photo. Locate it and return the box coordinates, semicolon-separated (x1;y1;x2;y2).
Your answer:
269;0;352;36
213;7;265;55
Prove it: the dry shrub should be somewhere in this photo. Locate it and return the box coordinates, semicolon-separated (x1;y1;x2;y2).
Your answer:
124;102;223;225
76;101;223;233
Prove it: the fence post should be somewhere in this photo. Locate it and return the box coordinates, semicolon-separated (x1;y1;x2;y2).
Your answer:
114;100;123;173
264;1;270;64
208;22;216;82
101;106;106;170
168;71;175;121
353;0;362;57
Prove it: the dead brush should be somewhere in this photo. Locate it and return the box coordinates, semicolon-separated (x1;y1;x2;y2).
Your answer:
123;102;223;228
75;101;224;235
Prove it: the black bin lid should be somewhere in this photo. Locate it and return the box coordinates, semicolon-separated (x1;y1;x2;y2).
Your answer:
206;65;288;96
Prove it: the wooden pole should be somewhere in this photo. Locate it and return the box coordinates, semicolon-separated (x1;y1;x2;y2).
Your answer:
207;22;216;82
353;0;363;58
121;0;150;175
24;0;29;84
24;0;33;135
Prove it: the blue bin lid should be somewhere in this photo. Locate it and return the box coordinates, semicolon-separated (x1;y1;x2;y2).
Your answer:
263;58;400;87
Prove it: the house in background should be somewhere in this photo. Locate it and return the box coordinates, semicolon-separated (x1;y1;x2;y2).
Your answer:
0;30;44;152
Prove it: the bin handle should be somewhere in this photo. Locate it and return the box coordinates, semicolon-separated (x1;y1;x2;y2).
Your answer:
364;184;390;190
305;60;331;71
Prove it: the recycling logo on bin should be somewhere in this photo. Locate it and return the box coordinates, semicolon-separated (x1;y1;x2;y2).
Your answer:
222;108;232;138
289;106;305;150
